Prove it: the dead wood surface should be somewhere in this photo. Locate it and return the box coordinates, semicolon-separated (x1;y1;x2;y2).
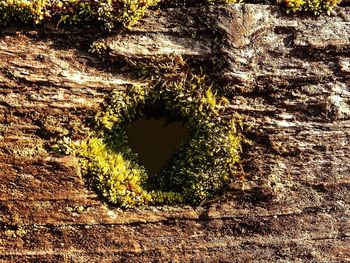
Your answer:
0;4;349;262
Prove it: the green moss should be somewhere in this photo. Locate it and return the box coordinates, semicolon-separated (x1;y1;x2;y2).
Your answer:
0;0;159;29
79;136;152;207
0;0;340;30
49;136;75;155
207;0;240;4
3;225;30;238
3;144;47;157
89;41;110;60
283;0;341;15
75;57;243;208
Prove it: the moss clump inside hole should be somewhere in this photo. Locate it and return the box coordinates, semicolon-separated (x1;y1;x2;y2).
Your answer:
77;72;243;208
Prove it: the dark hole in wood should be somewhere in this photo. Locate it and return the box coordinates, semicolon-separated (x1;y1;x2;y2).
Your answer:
126;117;189;176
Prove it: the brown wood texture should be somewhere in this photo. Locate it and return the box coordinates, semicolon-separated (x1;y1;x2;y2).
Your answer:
0;4;349;262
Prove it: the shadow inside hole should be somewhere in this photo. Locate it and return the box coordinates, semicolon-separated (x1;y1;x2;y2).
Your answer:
126;117;189;176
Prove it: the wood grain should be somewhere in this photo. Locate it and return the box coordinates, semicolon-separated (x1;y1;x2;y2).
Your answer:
0;4;349;262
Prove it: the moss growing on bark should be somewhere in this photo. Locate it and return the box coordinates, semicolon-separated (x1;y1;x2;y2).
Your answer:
0;0;159;29
207;0;240;4
283;0;341;15
76;57;243;208
0;0;339;31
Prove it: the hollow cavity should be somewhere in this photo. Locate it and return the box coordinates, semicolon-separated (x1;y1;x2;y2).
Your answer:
126;117;189;176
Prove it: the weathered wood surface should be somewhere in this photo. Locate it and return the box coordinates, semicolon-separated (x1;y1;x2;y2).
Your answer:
0;4;349;262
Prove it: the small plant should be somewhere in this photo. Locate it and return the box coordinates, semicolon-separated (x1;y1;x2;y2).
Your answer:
76;56;243;208
89;41;109;59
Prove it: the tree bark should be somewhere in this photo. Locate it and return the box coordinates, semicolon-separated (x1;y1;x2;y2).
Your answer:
0;4;349;262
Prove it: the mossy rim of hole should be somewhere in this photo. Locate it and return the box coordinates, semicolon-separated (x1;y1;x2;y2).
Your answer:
76;75;243;208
